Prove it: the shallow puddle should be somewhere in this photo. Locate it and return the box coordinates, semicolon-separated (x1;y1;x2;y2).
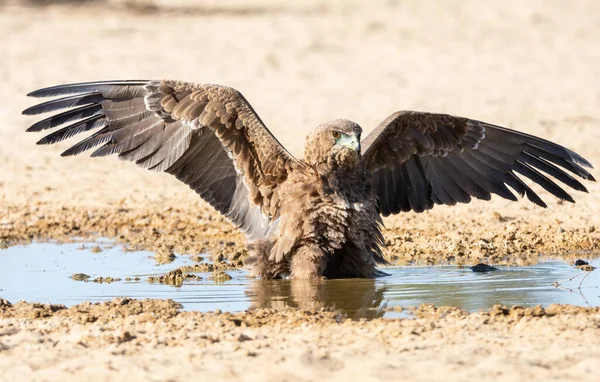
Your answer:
0;242;598;319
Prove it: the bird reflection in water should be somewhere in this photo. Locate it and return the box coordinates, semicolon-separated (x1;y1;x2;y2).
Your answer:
246;278;388;320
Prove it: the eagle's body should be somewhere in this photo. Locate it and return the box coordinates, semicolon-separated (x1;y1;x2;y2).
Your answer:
23;80;595;279
248;128;385;279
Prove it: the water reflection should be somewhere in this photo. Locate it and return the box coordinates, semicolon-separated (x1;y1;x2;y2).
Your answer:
247;278;387;319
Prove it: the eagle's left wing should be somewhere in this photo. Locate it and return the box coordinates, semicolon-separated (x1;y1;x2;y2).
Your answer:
361;111;594;215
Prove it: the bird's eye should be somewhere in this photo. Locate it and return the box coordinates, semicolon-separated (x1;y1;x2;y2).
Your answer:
332;131;341;139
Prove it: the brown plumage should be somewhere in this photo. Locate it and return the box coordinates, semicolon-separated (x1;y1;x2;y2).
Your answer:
23;80;595;279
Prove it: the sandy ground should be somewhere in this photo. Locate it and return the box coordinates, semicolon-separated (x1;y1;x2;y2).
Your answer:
0;299;598;382
1;0;600;380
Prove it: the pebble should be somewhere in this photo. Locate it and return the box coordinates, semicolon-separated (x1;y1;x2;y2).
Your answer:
470;263;499;273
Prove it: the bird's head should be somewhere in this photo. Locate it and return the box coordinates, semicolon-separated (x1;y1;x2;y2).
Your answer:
304;119;362;169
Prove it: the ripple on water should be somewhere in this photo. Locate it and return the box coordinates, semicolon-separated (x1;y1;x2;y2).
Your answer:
0;242;598;319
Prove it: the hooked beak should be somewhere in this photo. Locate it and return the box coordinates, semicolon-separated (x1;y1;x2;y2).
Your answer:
338;134;360;153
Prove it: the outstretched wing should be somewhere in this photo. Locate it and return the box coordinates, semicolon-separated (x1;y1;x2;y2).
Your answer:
23;80;299;240
361;111;595;216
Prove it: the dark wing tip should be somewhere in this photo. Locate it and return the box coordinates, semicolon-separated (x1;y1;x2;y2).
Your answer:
26;89;47;98
26;80;150;98
26;84;84;98
22;105;42;115
545;147;595;179
566;150;594;170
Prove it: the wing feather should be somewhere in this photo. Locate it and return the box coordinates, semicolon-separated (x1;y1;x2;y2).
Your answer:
404;158;431;212
362;111;593;214
24;80;298;241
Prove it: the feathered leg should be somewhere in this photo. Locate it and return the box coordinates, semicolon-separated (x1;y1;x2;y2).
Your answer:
244;238;287;279
290;245;327;279
324;243;386;278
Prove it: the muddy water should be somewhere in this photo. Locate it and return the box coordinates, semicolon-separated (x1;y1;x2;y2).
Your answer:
0;242;598;319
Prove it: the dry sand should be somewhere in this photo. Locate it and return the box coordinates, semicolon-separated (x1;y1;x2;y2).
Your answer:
1;0;600;380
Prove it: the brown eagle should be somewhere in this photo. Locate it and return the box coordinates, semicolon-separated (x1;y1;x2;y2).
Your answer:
23;80;595;279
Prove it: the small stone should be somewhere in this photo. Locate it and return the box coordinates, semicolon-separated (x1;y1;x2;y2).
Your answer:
117;331;135;343
557;227;565;233
470;263;499;273
117;298;131;305
237;334;252;342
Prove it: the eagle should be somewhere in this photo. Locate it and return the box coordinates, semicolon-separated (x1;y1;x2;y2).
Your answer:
23;80;595;279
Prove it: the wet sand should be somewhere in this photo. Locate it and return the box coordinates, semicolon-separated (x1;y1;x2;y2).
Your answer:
1;1;600;380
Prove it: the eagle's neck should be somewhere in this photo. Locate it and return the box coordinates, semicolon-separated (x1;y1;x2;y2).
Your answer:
303;136;367;195
312;156;370;199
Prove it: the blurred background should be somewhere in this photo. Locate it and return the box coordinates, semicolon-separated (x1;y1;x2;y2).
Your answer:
1;0;599;213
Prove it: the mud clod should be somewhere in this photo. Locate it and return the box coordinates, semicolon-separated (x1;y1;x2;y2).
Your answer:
91;277;121;283
71;273;90;281
89;245;102;253
148;268;202;286
0;299;12;309
211;270;233;282
577;264;596;272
